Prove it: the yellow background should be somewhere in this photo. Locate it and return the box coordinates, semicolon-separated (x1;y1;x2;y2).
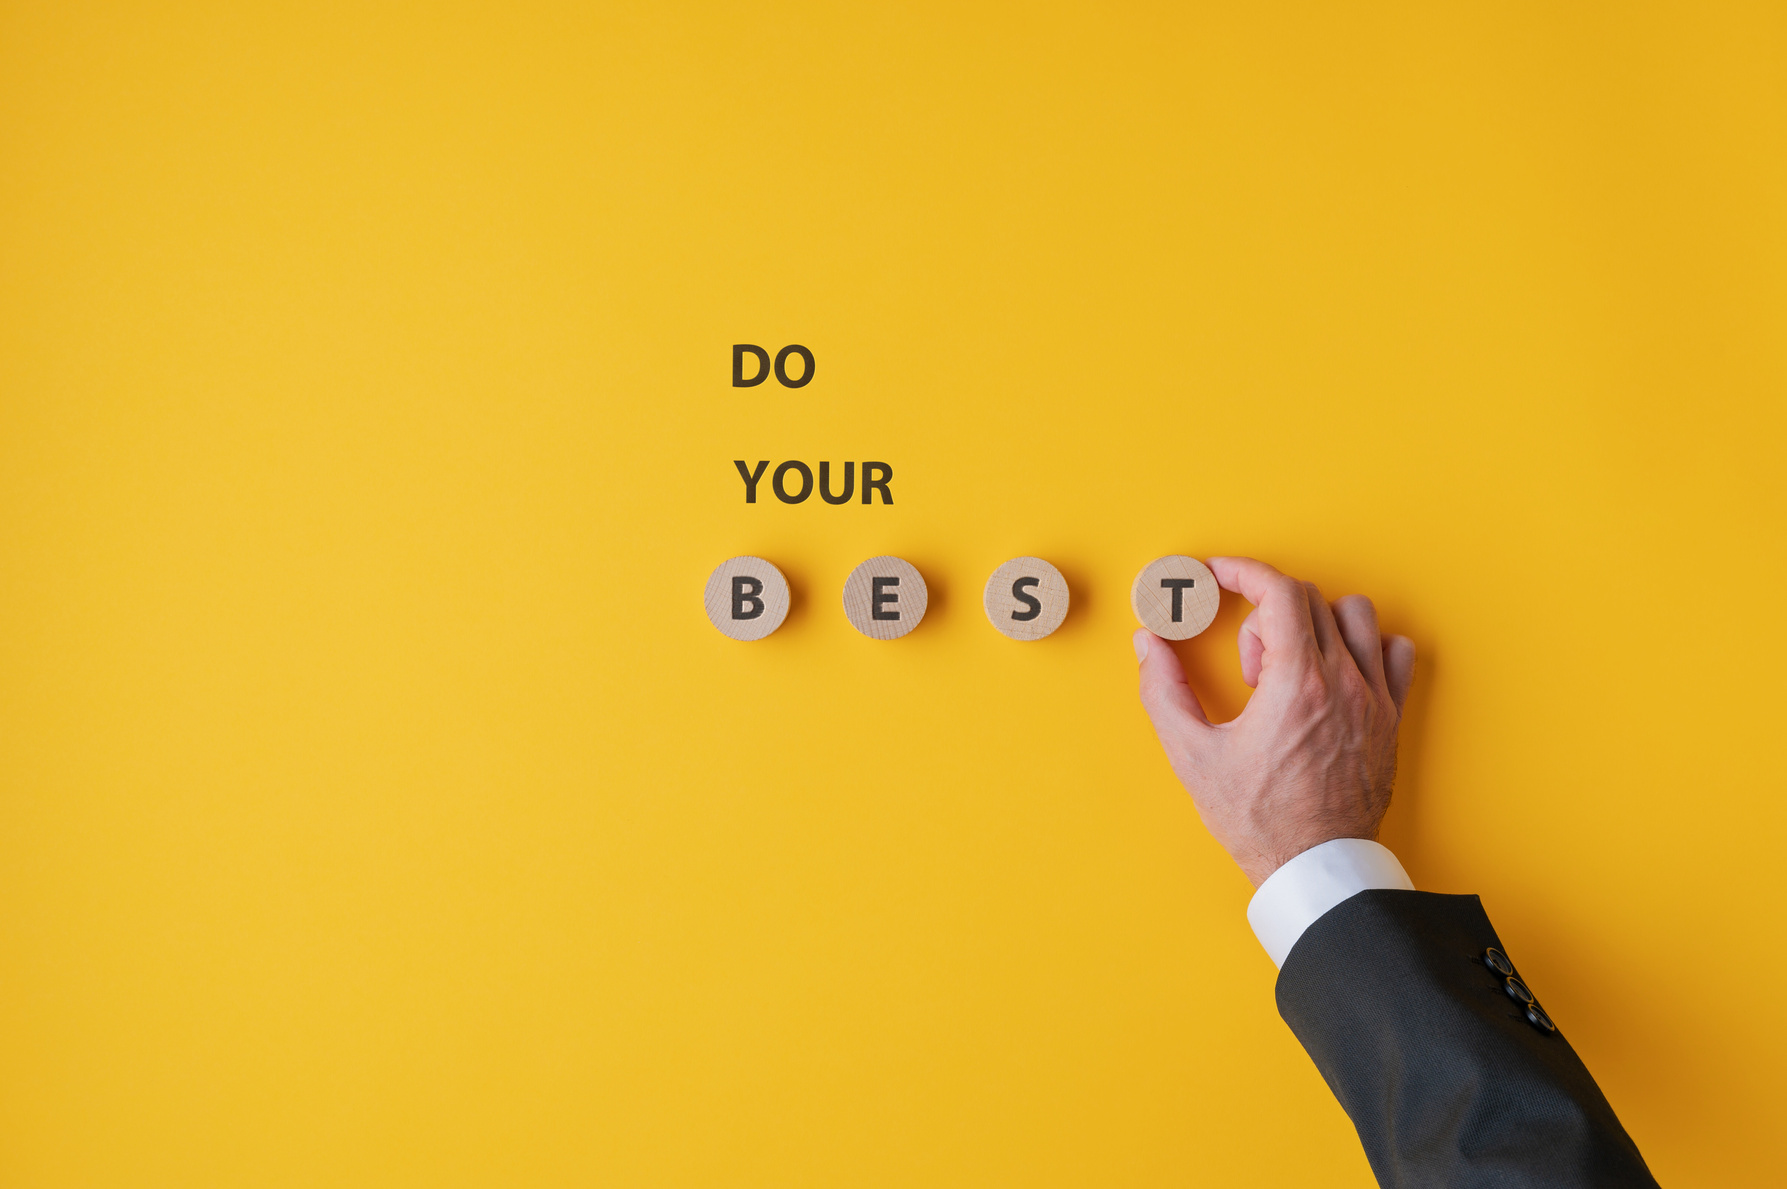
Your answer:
2;3;1783;1185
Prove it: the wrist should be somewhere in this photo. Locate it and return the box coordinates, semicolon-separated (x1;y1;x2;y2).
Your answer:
1237;828;1386;888
1245;838;1414;967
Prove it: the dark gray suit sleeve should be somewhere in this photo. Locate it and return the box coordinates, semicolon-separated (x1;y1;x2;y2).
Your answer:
1275;889;1658;1188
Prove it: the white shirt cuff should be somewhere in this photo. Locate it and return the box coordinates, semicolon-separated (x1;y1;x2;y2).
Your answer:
1246;838;1414;968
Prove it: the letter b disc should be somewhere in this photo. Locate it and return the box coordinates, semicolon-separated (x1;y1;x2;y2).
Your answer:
1131;555;1219;639
704;556;791;641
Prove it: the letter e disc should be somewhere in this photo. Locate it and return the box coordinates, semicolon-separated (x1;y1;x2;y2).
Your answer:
983;557;1070;641
703;556;790;641
1131;555;1219;639
842;556;927;640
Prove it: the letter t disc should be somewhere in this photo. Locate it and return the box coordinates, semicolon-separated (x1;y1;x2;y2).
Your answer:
1131;555;1220;639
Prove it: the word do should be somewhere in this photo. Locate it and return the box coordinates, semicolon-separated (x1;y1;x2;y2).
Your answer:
733;344;815;388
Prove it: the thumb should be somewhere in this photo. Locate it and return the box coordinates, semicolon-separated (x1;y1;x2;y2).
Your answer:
1135;629;1215;751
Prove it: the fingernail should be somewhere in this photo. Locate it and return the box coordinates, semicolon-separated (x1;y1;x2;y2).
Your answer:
1132;631;1149;663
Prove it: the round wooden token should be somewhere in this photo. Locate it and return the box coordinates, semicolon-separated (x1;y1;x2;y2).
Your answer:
1130;555;1219;639
703;556;790;641
982;557;1070;640
841;556;927;640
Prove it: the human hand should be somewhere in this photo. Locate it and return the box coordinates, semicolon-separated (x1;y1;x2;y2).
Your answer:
1134;557;1416;887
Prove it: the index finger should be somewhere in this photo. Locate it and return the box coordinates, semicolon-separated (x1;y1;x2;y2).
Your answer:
1206;556;1321;664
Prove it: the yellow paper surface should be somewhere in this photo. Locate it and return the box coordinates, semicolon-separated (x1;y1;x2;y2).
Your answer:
2;3;1783;1184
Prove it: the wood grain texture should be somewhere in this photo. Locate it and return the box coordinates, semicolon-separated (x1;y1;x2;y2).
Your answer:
703;556;791;641
841;556;927;640
982;557;1070;641
1130;555;1219;639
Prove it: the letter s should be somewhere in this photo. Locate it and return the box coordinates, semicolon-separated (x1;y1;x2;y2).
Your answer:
1010;576;1042;621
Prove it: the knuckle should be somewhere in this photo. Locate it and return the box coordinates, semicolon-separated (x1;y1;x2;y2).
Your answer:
1269;575;1306;604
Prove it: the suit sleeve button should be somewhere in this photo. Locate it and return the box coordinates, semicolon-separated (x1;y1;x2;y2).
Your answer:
1484;947;1515;976
1504;976;1536;1006
1525;1003;1557;1033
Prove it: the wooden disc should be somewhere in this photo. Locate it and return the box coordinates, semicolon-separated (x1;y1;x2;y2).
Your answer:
841;556;927;639
1130;555;1219;639
982;557;1070;640
703;556;790;641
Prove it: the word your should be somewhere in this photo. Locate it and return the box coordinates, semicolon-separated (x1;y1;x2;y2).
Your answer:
734;460;893;505
733;344;815;388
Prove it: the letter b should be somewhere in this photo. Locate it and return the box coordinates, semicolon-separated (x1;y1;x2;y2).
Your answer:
731;575;765;620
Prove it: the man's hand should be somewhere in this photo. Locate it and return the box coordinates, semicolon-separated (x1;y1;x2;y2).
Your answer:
1134;557;1416;887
